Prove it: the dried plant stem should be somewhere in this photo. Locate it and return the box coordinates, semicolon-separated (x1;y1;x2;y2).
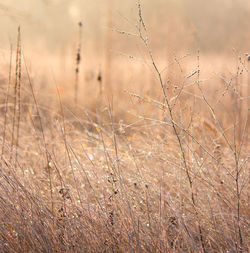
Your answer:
10;26;21;164
74;22;82;105
1;44;13;158
136;2;206;251
23;54;55;221
16;26;22;163
197;53;245;252
232;58;246;252
234;153;243;253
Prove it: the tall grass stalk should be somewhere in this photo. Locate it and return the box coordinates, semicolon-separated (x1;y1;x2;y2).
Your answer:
74;21;82;105
1;44;13;158
10;27;21;164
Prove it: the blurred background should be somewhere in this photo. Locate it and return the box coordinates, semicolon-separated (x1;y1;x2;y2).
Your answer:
0;0;249;114
1;0;250;55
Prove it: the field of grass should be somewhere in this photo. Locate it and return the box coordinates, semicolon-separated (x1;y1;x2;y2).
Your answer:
0;1;249;252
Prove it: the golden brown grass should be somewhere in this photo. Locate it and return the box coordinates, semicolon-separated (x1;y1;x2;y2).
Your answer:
0;6;249;252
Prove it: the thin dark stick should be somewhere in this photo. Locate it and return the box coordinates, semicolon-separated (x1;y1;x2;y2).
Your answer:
74;21;82;105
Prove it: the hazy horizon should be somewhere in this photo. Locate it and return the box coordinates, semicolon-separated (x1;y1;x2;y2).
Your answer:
0;0;249;56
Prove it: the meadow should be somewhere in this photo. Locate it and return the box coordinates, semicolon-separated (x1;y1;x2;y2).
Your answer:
0;1;249;252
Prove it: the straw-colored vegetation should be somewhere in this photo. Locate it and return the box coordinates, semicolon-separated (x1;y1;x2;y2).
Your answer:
0;1;249;252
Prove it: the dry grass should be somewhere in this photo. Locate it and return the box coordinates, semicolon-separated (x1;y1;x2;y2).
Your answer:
0;4;249;253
